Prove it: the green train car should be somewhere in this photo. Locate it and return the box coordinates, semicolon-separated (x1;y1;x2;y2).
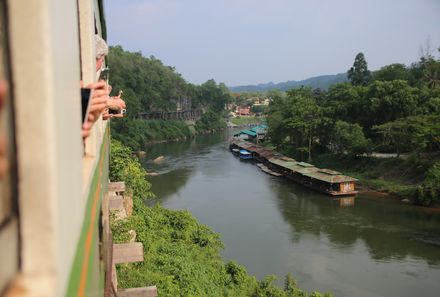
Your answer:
0;1;129;296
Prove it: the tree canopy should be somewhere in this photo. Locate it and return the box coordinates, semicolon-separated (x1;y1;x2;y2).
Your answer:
266;50;440;204
107;46;230;150
347;52;371;86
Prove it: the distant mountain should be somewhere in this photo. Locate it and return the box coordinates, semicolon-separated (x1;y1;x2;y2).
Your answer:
229;73;348;93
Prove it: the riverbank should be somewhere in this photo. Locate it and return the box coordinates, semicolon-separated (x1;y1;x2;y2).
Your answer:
313;153;428;201
139;127;226;148
111;113;227;152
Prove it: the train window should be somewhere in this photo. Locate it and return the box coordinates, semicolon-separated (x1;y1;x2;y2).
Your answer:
0;0;19;293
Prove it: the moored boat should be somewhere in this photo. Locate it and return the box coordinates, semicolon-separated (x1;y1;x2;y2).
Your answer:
239;149;253;160
230;139;358;196
257;163;282;177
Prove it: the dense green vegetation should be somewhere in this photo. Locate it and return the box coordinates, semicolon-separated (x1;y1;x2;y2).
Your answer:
231;116;266;126
313;154;428;198
107;46;230;151
266;50;440;205
195;110;226;132
111;119;193;150
110;139;332;297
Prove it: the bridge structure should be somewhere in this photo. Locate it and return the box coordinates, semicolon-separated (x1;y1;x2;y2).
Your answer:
139;109;203;121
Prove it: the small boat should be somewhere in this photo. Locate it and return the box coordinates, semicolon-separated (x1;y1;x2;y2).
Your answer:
257;163;282;177
231;148;240;156
239;149;252;160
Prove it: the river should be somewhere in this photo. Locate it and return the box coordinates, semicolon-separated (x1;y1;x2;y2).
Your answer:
141;130;440;297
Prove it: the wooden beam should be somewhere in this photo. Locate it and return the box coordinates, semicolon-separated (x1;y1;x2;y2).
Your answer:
123;194;133;217
103;236;113;297
111;263;118;294
116;287;158;297
108;192;118;199
109;182;125;192
109;196;123;210
113;242;144;264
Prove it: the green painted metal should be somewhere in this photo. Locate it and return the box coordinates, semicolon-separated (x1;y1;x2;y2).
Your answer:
65;126;109;297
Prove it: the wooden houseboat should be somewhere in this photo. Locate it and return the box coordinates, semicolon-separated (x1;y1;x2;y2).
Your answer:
229;140;358;196
256;163;282;177
268;158;358;196
233;124;268;142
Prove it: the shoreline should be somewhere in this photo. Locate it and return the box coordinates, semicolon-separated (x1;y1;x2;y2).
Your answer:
356;183;440;211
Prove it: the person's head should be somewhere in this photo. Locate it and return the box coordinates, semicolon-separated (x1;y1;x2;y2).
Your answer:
95;35;108;71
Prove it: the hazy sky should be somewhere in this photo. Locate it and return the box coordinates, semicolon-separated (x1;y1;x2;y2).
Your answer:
105;0;440;86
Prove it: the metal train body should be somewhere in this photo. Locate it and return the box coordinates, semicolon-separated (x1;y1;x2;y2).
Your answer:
1;1;111;296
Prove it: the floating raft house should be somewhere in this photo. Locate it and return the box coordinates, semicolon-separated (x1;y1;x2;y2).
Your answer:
230;140;358;196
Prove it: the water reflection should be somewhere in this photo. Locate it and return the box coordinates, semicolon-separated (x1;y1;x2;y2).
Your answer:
142;132;229;200
149;168;193;201
273;179;440;265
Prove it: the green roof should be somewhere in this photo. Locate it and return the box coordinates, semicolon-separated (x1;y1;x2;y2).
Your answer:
268;158;298;170
234;125;267;137
268;158;356;183
232;140;357;184
250;124;268;133
302;170;358;183
240;130;257;137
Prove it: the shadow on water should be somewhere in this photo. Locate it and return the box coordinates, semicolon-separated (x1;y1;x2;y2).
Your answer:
272;178;440;265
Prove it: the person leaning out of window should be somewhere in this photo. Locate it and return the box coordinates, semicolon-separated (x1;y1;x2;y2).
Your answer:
81;35;126;139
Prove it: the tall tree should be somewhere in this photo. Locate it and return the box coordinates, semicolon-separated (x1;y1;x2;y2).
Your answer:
268;88;321;161
348;52;371;86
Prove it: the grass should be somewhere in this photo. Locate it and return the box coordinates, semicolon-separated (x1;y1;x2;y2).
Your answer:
230;116;266;125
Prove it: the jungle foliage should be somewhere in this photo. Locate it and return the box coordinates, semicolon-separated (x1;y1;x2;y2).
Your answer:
110;139;332;297
107;46;230;150
267;50;440;204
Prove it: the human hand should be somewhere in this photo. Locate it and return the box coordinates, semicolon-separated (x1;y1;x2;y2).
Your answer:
82;113;95;139
85;81;109;122
102;110;111;121
110;113;124;118
107;97;126;110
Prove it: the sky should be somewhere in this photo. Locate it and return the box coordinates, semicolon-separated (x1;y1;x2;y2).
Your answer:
105;0;440;86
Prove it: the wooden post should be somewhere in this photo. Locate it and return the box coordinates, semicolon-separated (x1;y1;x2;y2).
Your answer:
113;242;144;264
116;287;158;297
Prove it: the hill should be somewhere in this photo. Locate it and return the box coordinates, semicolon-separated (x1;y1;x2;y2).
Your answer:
229;73;348;92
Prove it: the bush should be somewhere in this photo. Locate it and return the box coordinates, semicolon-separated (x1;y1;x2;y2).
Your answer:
110;139;155;200
195;109;226;132
330;120;370;155
415;161;440;206
111;119;193;151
